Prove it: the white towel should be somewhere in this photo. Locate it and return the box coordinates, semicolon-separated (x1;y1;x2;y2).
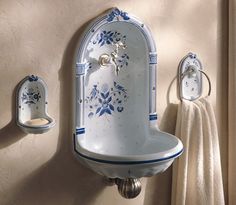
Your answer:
171;97;225;205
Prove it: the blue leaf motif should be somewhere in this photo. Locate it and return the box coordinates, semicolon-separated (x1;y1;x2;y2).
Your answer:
98;98;103;103
105;108;112;115
101;93;106;99
98;38;103;44
99;109;106;116
105;92;110;99
96;107;101;114
107;96;112;103
100;41;105;47
88;112;94;118
109;104;114;111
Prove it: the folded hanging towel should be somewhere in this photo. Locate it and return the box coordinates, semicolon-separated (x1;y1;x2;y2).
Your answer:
171;97;225;205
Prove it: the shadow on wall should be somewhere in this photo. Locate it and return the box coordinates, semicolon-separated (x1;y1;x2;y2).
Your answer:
0;85;27;148
5;18;107;205
160;74;179;134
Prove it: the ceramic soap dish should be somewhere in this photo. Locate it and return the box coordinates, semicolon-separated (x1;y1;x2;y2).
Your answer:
16;75;55;134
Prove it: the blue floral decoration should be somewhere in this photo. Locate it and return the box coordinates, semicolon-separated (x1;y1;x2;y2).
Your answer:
107;8;130;22
99;31;113;46
28;75;38;82
86;82;128;118
117;53;129;68
22;88;41;104
92;30;126;47
96;92;114;116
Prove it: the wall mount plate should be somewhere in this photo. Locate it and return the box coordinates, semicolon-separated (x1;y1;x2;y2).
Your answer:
178;53;203;101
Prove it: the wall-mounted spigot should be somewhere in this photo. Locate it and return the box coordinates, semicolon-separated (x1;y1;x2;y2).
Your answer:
99;53;111;66
98;41;127;75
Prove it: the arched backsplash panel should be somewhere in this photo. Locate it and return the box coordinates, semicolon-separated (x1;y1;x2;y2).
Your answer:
74;8;158;138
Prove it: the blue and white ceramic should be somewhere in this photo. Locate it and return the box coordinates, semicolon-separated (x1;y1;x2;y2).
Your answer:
73;8;183;178
16;75;55;134
178;53;203;101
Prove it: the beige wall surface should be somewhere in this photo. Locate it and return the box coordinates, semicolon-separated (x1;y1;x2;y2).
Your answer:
0;0;226;205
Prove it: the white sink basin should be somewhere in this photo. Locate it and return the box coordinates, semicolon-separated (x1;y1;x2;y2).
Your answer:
74;128;183;178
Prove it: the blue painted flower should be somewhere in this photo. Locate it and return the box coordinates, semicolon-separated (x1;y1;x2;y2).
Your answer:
93;30;126;47
98;31;114;46
33;93;41;101
86;82;127;118
96;91;114;116
22;88;41;105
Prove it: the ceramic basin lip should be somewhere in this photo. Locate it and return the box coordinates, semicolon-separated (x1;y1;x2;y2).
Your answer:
74;145;183;165
17;118;55;129
74;134;183;164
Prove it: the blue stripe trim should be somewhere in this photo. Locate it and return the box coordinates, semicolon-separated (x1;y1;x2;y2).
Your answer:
73;134;183;165
76;128;85;135
75;63;86;75
149;114;157;121
149;53;157;64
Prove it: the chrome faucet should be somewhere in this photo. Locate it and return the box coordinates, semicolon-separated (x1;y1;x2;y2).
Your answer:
99;41;127;75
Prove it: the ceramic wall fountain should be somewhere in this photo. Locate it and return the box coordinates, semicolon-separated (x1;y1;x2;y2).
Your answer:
73;8;183;198
16;75;55;134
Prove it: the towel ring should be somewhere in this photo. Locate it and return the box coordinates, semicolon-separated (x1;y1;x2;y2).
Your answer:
178;53;211;101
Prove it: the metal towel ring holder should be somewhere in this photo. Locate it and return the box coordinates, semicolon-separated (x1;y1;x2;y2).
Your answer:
178;53;211;101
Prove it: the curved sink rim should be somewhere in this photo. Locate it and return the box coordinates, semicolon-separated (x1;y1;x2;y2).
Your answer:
74;148;183;165
74;134;183;165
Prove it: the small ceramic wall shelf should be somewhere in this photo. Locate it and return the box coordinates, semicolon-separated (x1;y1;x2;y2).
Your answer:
16;75;55;134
